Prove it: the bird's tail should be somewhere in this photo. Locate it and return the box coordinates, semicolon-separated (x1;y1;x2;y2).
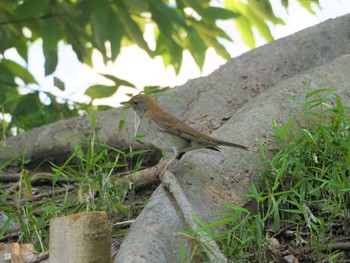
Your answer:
218;140;248;150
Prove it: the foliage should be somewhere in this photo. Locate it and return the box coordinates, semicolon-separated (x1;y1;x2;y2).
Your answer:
179;88;350;262
0;131;145;251
0;89;105;139
0;0;319;137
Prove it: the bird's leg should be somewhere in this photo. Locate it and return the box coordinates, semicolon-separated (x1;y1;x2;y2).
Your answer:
157;148;180;181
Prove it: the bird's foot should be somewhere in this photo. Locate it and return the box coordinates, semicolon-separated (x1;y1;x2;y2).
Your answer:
157;156;177;182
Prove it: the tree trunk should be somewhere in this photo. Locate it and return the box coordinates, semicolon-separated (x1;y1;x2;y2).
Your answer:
0;13;349;263
0;15;349;170
115;15;350;262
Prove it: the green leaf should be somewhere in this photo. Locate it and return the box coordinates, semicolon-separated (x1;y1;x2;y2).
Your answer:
54;76;65;91
273;118;293;141
11;93;43;128
100;74;136;88
143;85;170;95
201;35;231;60
0;59;37;84
235;17;255;48
190;19;231;40
178;242;186;261
0;214;16;240
150;3;186;72
155;30;167;54
252;19;274;43
0;66;16;86
191;213;205;228
346;148;350;165
305;88;333;99
151;0;188;29
186;29;207;70
258;140;267;160
115;1;154;57
16;40;29;63
297;0;317;14
85;84;118;99
281;118;293;140
91;4;108;55
223;203;250;213
168;40;183;74
248;0;284;25
272;157;287;191
240;4;274;43
44;51;58;76
22;169;33;199
0;86;20;108
123;0;149;13
118;119;125;132
180;0;206;17
271;196;281;231
15;0;47;19
42;19;61;75
156;32;183;74
281;0;289;9
90;114;97;128
65;18;91;65
204;7;240;21
107;10;123;60
150;1;174;38
227;0;278;44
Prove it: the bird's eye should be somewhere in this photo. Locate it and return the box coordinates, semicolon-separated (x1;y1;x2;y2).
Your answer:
133;101;138;105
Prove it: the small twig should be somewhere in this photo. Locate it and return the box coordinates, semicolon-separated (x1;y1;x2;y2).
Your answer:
26;251;49;263
113;220;135;228
3;172;77;195
162;170;228;263
320;242;350;251
32;184;77;201
0;171;77;184
272;224;295;238
30;173;78;184
115;166;159;189
0;232;19;242
0;172;21;182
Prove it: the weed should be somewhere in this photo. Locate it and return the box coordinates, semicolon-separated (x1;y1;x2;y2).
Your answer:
179;88;350;262
0;123;145;251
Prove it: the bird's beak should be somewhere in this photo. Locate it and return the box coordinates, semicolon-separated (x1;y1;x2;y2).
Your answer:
120;100;131;107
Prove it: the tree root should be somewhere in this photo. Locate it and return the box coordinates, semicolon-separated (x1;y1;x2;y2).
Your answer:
162;170;228;263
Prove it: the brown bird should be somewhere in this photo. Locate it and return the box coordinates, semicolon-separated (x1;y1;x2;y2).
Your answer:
121;94;247;174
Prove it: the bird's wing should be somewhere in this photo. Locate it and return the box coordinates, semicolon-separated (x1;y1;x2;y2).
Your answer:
152;111;248;151
152;111;215;145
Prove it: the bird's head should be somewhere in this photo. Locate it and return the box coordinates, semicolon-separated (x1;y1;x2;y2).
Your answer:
121;94;160;117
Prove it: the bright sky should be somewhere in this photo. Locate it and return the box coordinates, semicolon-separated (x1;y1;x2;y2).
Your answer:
6;0;350;106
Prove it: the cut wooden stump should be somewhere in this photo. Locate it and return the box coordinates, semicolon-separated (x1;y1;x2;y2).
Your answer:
49;212;111;263
0;243;46;263
0;243;23;263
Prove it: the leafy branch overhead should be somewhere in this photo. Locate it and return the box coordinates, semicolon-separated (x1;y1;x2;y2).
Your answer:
0;0;318;135
0;0;282;73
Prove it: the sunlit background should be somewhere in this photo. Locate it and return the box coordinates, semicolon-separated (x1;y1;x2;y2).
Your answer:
5;0;350;106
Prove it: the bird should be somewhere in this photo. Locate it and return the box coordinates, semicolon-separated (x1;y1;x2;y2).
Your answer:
121;94;248;176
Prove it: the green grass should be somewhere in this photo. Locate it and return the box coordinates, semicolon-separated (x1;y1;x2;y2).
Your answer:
179;88;350;262
1;88;349;260
0;119;147;252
